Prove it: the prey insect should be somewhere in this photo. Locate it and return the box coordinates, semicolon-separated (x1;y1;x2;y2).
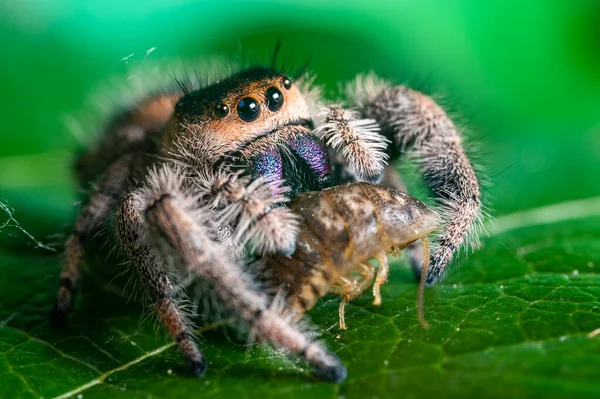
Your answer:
262;182;439;330
50;58;482;382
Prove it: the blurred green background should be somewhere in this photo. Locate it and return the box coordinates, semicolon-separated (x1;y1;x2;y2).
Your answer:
1;0;600;240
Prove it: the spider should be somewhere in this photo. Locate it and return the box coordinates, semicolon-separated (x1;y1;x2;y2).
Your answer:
49;61;482;383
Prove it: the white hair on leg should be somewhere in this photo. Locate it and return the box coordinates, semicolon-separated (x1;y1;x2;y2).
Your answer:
139;174;346;382
195;168;300;256
315;106;389;183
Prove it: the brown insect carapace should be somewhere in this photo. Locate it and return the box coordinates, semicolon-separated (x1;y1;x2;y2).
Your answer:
264;182;439;329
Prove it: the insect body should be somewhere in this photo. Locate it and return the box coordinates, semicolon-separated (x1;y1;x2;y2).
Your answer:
50;62;482;383
264;182;439;329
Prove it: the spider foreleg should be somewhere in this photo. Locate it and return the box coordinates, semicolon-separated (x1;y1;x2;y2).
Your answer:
350;76;483;286
207;170;300;256
116;194;206;376
315;106;389;183
138;177;346;382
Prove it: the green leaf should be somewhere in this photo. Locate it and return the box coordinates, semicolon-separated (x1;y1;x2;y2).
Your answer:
2;199;600;399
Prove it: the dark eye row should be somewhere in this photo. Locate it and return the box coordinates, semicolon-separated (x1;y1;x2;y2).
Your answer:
214;77;290;123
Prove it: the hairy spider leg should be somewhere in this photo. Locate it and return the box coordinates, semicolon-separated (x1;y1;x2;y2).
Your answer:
50;154;135;326
314;106;389;184
117;193;207;376
137;169;347;382
356;81;482;286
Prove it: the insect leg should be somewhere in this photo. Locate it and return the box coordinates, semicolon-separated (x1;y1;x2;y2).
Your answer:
418;238;432;329
338;299;348;331
50;154;133;326
330;278;353;330
330;276;357;298
116;194;206;376
330;263;376;331
330;264;375;302
372;253;389;306
353;263;376;300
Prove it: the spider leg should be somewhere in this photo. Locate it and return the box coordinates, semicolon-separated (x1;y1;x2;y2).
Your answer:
207;170;300;256
116;194;206;376
136;167;346;382
50;154;133;326
314;106;389;184
349;76;482;286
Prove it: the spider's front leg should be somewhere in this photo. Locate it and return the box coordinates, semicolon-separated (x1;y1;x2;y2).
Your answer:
116;193;207;376
348;76;482;286
128;166;346;382
205;170;300;256
315;106;389;184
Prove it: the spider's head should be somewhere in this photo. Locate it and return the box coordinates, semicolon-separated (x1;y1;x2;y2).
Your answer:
167;67;313;155
165;67;330;195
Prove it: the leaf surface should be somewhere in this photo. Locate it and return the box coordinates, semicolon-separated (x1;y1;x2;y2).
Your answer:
2;200;600;399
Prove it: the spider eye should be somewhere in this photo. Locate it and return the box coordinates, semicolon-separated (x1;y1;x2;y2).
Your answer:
237;97;260;122
282;76;292;90
265;87;284;112
215;103;229;118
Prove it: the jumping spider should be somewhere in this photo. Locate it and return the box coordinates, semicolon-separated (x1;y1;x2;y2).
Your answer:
50;63;482;383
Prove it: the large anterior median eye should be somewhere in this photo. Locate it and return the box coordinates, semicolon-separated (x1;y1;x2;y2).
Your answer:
237;97;260;122
265;87;284;112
